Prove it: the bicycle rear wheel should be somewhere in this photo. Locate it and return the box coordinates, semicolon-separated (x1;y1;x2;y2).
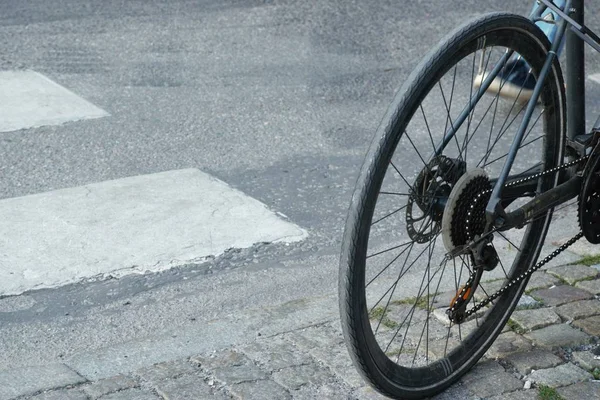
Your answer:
340;13;565;399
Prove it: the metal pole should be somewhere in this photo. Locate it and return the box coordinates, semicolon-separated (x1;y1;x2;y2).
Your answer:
566;0;585;140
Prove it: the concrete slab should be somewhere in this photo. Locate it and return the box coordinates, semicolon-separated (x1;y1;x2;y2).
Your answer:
0;169;307;295
0;70;108;133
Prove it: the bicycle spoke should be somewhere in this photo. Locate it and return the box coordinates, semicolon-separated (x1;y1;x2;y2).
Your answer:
462;51;521;157
438;81;464;159
371;204;408;226
482;134;543;168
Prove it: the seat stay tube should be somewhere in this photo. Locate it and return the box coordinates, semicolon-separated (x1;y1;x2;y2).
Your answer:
485;10;570;226
565;0;585;141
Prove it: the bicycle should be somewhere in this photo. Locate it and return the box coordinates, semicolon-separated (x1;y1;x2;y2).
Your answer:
338;1;600;398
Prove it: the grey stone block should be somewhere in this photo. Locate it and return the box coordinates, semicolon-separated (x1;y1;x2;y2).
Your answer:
530;285;593;307
504;350;563;375
0;364;86;400
524;324;591;348
154;373;228;400
571;350;600;371
487;389;539;400
486;332;533;359
555;299;600;321
134;359;199;382
192;350;248;370
292;383;351;400
239;336;312;371
272;364;333;390
29;389;89;400
573;315;600;336
546;265;599;285
212;363;267;385
429;382;476;400
353;385;389;400
557;381;600;399
526;272;560;293
100;388;159;400
284;323;367;388
460;360;522;398
82;375;139;399
229;380;291;400
193;350;267;385
527;363;593;388
515;294;540;310
510;308;561;331
575;278;600;295
284;324;345;351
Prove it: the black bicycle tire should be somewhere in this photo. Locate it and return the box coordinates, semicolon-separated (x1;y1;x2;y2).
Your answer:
340;13;565;399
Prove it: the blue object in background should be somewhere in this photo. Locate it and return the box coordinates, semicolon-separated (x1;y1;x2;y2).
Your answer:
533;0;566;51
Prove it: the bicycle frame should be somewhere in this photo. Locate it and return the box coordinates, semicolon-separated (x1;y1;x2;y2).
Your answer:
440;0;600;233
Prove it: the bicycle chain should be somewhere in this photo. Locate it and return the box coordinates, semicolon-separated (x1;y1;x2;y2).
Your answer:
449;155;588;321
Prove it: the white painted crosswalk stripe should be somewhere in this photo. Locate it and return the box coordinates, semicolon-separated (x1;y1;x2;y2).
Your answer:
0;169;308;296
0;70;108;133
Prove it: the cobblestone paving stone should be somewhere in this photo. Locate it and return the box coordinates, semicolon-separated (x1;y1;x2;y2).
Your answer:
196;351;268;385
28;390;88;400
527;362;593;388
530;284;594;306
515;294;540;310
546;265;599;285
134;360;200;383
572;350;600;371
271;364;333;390
239;336;311;372
81;375;139;399
575;278;600;294
573;315;600;336
99;388;159;400
487;390;539;400
557;381;600;399
153;374;229;400
353;385;390;400
229;380;291;400
524;323;591;347
429;383;475;400
555;299;600;320
11;272;600;400
504;350;563;375
509;308;561;331
486;331;533;358
458;360;523;398
525;271;561;292
290;384;352;400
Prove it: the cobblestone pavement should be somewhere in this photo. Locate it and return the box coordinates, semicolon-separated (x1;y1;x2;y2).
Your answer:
5;250;600;400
